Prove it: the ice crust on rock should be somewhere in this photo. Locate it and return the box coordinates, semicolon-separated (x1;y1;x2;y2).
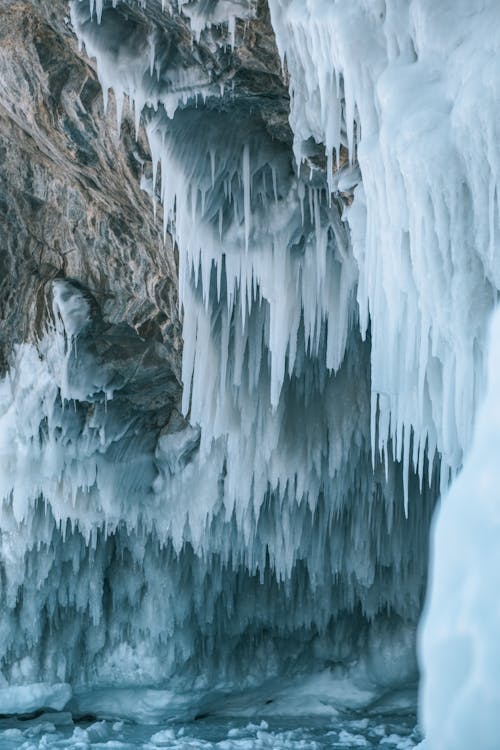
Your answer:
75;0;256;122
170;0;255;43
68;0;433;576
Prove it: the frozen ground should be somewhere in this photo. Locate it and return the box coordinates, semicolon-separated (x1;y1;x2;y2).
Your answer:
0;714;420;750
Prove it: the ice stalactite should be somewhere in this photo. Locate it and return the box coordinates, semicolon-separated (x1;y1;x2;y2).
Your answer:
0;285;434;718
268;0;500;498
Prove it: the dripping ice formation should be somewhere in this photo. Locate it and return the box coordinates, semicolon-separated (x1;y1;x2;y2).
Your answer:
260;3;500;739
0;285;430;719
268;0;500;496
0;0;498;735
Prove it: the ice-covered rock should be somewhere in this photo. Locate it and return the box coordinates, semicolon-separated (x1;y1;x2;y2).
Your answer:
268;0;500;500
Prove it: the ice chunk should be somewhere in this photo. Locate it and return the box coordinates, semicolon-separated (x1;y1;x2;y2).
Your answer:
150;727;176;745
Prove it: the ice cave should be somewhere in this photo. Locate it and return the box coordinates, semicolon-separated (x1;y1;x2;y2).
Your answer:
0;0;499;748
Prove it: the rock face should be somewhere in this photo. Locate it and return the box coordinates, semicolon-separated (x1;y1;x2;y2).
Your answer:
0;0;181;376
0;0;292;374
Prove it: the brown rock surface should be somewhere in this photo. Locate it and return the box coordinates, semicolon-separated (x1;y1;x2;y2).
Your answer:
0;0;181;376
0;0;292;376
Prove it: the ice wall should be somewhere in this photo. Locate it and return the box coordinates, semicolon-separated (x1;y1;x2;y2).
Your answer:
0;282;432;717
418;309;500;750
68;0;433;567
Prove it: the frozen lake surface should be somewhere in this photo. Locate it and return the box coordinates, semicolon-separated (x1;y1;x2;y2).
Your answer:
0;714;420;749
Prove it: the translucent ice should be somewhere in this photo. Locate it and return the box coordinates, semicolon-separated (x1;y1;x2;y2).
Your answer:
0;684;71;715
418;308;500;750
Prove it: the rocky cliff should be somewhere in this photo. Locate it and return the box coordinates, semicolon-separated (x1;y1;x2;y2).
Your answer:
0;0;293;373
0;0;180;373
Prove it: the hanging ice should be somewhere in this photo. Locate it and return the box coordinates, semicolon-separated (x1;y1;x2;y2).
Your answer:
264;0;500;743
267;0;500;496
0;0;498;727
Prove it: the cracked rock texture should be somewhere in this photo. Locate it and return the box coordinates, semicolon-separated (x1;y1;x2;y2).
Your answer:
0;0;291;380
0;0;181;378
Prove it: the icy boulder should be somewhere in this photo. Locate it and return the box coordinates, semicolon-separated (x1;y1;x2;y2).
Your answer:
419;308;500;749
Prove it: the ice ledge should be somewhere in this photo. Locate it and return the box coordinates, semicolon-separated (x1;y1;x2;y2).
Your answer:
0;683;72;715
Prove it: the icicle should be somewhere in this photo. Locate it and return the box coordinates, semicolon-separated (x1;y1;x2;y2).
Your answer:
228;15;236;50
271;165;278;203
115;90;124;131
19;0;497;711
148;33;156;77
242;143;251;253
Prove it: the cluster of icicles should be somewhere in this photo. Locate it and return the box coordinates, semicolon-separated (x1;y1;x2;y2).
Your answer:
74;0;500;506
0;0;499;719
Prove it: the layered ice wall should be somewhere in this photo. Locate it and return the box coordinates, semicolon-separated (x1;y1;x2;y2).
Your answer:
70;0;436;659
1;0;498;726
418;309;500;750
